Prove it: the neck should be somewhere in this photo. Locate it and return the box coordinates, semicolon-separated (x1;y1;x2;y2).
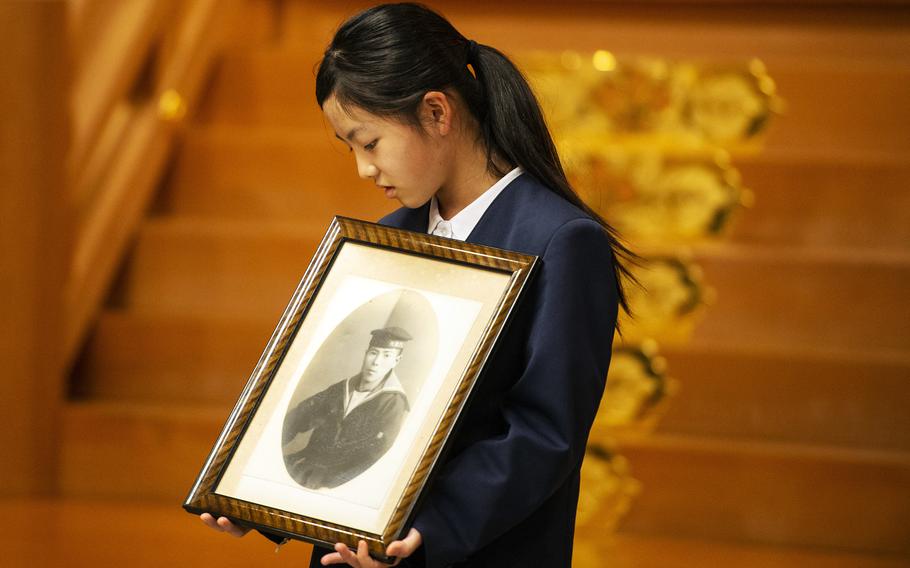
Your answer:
435;130;508;220
356;371;387;392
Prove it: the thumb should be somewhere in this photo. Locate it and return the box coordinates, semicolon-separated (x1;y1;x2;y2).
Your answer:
387;528;422;557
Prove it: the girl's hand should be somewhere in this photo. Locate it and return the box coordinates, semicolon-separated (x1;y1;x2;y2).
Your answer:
199;513;251;538
319;528;422;567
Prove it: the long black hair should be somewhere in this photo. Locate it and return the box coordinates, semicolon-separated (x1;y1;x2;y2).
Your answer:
316;3;637;318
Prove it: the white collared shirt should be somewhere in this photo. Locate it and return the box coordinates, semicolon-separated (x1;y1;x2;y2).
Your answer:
427;167;523;241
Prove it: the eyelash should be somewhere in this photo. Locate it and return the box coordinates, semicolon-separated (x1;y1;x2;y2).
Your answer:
346;140;378;153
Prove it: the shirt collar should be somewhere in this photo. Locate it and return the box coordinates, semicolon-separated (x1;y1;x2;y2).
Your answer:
344;371;407;415
347;371;406;398
427;167;523;241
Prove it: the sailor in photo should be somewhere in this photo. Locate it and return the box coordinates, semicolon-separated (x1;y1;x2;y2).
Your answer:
282;326;412;489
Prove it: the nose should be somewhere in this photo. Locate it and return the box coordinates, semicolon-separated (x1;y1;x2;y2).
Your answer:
355;155;378;180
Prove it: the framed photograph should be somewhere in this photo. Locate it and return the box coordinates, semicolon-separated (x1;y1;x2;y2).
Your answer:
184;217;537;562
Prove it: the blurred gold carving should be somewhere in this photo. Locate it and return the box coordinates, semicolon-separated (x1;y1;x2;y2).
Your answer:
568;149;747;244
158;89;187;123
590;340;679;441
522;51;776;555
523;51;782;150
575;445;641;532
618;254;713;345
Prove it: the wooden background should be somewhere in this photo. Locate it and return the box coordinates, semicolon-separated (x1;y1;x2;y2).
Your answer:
1;0;908;566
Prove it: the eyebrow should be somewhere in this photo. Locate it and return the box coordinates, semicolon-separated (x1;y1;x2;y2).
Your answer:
335;126;363;143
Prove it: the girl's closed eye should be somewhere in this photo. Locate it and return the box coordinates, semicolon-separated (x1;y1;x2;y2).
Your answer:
364;139;378;151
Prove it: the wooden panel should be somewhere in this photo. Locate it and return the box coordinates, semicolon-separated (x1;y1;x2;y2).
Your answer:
219;0;280;47
58;402;910;554
0;1;68;496
616;433;910;554
64;0;241;366
657;342;910;451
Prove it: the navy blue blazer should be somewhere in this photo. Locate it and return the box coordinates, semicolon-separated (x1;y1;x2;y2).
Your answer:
309;174;618;568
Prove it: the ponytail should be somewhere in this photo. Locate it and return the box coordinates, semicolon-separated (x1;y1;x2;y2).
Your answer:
469;43;638;317
317;3;638;318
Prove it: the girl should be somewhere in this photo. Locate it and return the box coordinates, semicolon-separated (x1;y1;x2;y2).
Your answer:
202;3;632;566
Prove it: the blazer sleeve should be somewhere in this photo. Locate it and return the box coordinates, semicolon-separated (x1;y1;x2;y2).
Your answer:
411;218;618;567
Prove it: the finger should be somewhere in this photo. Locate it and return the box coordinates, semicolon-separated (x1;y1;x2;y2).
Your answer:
357;540;387;568
216;516;247;537
387;528;422;557
319;551;345;566
356;540;375;566
335;542;360;567
199;513;222;531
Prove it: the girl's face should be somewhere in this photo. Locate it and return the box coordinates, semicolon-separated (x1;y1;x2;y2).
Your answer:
322;95;450;209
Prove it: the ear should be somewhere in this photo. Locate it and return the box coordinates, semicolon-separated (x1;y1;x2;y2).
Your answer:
420;91;453;136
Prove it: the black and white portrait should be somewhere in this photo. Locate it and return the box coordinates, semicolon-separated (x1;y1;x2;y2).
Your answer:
281;289;438;489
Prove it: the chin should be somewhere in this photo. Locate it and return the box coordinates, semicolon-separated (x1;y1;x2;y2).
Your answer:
399;194;433;210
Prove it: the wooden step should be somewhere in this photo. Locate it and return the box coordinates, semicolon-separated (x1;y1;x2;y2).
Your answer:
163;128;910;250
603;532;910;568
202;43;910;157
195;49;323;129
283;1;910;68
690;245;910;353
122;218;324;319
160;127;395;222
122;224;910;352
77;312;910;452
74;312;272;405
59;402;910;554
4;499;907;568
0;498;315;567
614;432;910;555
656;342;910;452
59;402;230;502
757;59;910;156
732;149;910;250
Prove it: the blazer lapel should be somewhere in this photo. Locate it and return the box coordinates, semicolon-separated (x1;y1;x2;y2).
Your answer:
466;175;527;249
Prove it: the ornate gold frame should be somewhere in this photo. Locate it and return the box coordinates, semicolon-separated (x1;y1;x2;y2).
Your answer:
183;217;537;562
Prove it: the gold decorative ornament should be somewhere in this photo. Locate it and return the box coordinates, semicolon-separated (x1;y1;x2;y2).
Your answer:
158;89;187;123
565;149;748;244
575;445;641;532
521;52;781;152
519;50;777;556
618;254;711;345
590;340;678;441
